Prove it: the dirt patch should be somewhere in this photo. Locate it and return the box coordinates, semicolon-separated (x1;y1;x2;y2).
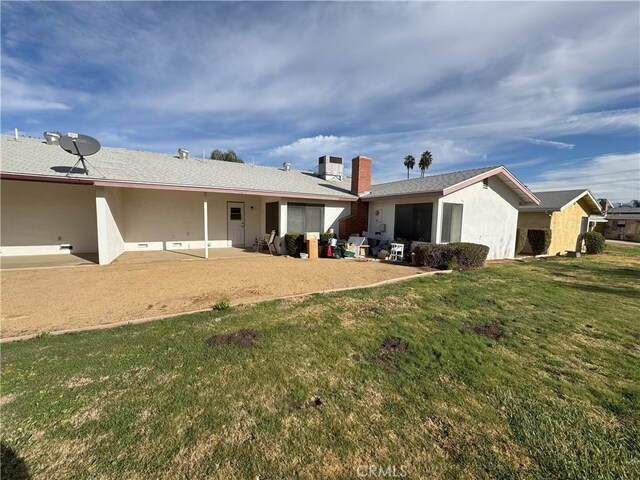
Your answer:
206;329;261;348
464;323;504;340
1;256;424;337
290;395;323;410
374;336;409;369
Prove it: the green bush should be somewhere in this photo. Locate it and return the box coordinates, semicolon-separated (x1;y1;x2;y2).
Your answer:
413;242;489;269
583;231;605;254
319;232;334;246
284;233;304;257
449;242;490;268
527;228;552;255
515;227;528;255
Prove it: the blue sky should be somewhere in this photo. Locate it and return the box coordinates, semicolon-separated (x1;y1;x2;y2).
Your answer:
2;1;639;202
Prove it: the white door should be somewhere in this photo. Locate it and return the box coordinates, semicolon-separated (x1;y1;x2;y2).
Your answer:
227;202;245;247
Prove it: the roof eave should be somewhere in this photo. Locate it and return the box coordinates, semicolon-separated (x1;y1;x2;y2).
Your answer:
0;173;357;202
360;190;444;201
442;166;540;205
558;190;603;215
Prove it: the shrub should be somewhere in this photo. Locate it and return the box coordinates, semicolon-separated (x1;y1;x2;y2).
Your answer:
212;299;230;311
449;242;490;268
583;231;605;254
515;227;528;255
284;233;304;257
319;232;334;246
413;242;489;269
527;228;552;255
413;243;454;269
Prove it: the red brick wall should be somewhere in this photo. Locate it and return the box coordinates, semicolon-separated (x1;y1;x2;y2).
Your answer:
338;200;369;239
351;156;372;195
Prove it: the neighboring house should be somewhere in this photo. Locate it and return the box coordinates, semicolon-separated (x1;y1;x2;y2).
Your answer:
517;189;604;255
1;134;539;264
604;207;640;242
346;165;540;260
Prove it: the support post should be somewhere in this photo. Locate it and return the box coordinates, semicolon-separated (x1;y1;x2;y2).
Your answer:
204;193;209;259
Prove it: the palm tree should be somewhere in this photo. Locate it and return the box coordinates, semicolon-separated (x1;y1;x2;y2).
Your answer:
419;150;433;177
403;155;415;179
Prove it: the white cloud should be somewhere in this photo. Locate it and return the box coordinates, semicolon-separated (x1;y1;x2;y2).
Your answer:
524;138;575;150
1;1;638;168
0;76;70;112
527;152;640;203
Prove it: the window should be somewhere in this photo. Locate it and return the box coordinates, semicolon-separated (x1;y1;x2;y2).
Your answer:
287;203;323;233
394;203;433;242
229;207;242;220
265;202;279;234
441;203;463;243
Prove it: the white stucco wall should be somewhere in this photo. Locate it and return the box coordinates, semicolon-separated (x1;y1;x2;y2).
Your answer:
0;179;98;256
437;177;520;259
364;178;520;259
96;186;126;265
120;189;263;251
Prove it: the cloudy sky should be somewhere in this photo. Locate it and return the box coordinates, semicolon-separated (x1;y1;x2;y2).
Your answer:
2;1;639;202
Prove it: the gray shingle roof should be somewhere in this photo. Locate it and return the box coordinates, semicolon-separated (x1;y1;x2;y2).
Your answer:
518;189;600;213
607;207;640;219
0;135;356;200
364;166;498;199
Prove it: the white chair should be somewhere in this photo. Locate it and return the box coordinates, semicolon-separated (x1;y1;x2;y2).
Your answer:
390;243;404;262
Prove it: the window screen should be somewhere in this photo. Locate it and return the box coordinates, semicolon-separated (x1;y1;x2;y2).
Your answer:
394;203;433;241
287;203;323;233
441;203;463;243
265;202;279;234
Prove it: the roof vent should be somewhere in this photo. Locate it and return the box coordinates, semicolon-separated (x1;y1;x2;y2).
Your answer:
318;155;343;181
178;148;189;160
283;162;291;172
43;131;61;145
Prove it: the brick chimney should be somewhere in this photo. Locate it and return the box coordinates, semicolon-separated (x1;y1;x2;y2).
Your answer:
351;156;372;196
598;198;610;215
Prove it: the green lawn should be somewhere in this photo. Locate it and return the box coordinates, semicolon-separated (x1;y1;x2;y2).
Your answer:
1;246;639;479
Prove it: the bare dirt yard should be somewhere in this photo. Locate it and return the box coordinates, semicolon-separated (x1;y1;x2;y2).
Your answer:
0;256;424;338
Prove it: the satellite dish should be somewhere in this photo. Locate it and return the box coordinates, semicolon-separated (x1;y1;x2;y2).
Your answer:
59;133;101;157
58;133;102;176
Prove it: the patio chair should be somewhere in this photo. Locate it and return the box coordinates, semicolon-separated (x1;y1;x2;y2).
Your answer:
257;230;277;255
389;242;404;262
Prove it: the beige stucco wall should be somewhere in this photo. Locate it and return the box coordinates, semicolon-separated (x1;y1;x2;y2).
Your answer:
0;179;98;255
518;198;592;255
121;189;264;250
548;198;592;254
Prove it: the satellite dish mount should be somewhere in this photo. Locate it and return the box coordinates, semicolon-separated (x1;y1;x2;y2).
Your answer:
59;133;104;177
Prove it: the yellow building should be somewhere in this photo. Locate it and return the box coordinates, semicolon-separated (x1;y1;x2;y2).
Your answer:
518;190;603;255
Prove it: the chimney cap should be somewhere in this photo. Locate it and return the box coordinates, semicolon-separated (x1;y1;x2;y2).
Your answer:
178;148;189;160
283;162;291;171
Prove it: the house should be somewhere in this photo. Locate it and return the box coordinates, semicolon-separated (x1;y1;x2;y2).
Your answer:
517;189;604;255
0;135;358;264
603;207;640;242
1;134;539;264
342;164;540;260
